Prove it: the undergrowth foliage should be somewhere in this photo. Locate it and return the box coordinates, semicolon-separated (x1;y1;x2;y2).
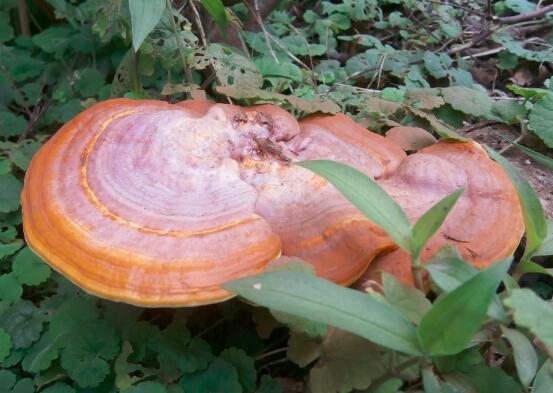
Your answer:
0;0;553;392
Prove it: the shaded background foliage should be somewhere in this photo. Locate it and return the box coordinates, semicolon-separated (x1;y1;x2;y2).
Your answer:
0;0;553;392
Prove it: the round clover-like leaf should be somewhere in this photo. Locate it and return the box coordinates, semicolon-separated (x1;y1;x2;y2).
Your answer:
122;381;166;393
0;328;11;363
0;300;45;349
12;247;51;286
0;274;22;302
179;358;242;393
61;319;120;388
220;348;256;393
41;382;76;393
0;174;22;213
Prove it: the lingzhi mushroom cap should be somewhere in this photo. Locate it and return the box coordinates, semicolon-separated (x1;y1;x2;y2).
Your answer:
22;99;407;306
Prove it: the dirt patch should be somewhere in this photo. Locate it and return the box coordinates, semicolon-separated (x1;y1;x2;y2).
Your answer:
459;124;553;218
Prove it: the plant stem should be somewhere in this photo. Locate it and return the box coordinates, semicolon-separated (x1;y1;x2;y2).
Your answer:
166;0;193;87
412;256;425;292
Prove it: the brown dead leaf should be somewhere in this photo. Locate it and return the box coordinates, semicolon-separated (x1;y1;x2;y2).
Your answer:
385;126;438;151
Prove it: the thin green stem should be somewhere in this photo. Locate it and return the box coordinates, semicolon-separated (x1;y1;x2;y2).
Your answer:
166;0;193;87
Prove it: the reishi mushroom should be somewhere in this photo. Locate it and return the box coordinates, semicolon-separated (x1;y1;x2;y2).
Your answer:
21;99;524;306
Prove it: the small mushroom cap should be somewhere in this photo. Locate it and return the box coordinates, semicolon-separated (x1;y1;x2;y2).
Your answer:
356;140;524;289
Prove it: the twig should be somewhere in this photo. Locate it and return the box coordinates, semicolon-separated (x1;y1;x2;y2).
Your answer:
189;0;207;47
250;0;279;63
499;4;553;24
167;0;194;86
461;121;502;133
255;347;288;361
17;0;31;35
426;0;490;19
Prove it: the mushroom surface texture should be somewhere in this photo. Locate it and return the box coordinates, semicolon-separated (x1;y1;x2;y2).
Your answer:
355;140;525;291
22;99;524;306
22;99;405;306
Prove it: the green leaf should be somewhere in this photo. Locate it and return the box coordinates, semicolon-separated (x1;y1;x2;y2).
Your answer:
441;86;493;117
508;84;551;99
220;348;256;393
9;140;41;171
21;331;61;373
306;330;396;393
0;241;23;259
492;100;527;124
115;341;155;390
297;160;412;252
382;272;431;324
504;288;553;355
256;375;282;393
423;52;452;79
529;94;553;147
501;326;537;387
493;133;553;170
412;189;464;259
0;300;45;349
129;0;166;51
485;147;547;261
32;26;73;54
122;382;166;393
422;368;442;393
179;358;241;393
0;328;11;363
0;175;22;213
0;112;27;138
424;247;476;292
433;346;483;373
61;319;120;387
225;272;421;355
417;258;511;355
75;68;105;98
199;0;228;37
0;275;22;302
12;247;51;286
464;365;522;393
533;360;553;393
41;382;76;393
49;295;99;337
535;219;553;256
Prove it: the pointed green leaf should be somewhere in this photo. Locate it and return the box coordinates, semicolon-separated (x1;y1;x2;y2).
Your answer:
485;146;546;261
418;258;511;355
412;189;464;259
129;0;166;51
200;0;229;37
501;326;537;387
298;160;412;252
535;219;553;257
533;360;553;393
225;272;422;355
382;272;431;324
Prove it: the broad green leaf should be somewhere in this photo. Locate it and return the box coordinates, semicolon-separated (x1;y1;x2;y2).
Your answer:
0;274;22;302
225;272;421;355
0;300;45;349
529;94;553;147
220;348;256;393
501;326;537;387
200;0;228;37
21;331;61;373
433;346;483;373
0;112;27;137
423;52;452;79
504;289;553;355
179;358;241;393
507;84;551;99
129;0;166;52
298;160;412;252
441;86;493;118
533;360;553;393
75;68;105;98
464;365;522;393
382;272;431;324
412;189;464;259
0;241;23;259
485;147;547;261
418;258;511;355
61;319;120;388
42;382;76;393
0;328;10;362
0;174;22;213
422;368;442;393
122;381;166;393
492;100;527;124
115;341;155;390
12;247;51;286
425;247;476;292
535;219;553;256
